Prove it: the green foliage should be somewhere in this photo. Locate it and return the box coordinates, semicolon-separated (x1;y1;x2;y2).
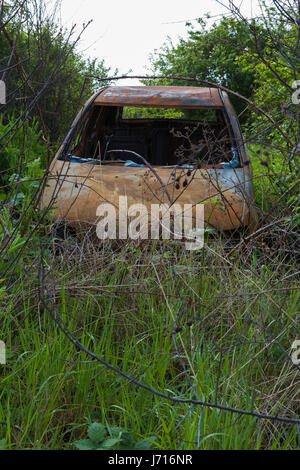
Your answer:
0;115;45;179
237;18;299;142
248;144;298;209
0;0;298;453
0;242;298;450
122;107;184;119
74;422;155;450
0;21;115;140
122;106;218;121
0;117;51;276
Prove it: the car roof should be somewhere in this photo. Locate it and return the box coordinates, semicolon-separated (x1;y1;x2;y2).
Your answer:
94;86;223;109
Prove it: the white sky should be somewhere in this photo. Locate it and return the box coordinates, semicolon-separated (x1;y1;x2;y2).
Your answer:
57;0;260;85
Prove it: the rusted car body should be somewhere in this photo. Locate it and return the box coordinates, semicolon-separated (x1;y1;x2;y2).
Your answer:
41;86;257;238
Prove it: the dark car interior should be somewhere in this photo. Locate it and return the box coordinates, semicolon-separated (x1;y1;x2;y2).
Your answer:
63;105;237;168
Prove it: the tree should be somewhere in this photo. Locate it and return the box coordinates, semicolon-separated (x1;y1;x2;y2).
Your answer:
146;16;264;121
0;0;115;141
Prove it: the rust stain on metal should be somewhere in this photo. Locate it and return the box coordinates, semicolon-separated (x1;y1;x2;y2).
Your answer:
94;86;223;109
43;162;252;231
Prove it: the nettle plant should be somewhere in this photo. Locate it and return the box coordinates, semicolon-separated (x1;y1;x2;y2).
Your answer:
74;422;156;450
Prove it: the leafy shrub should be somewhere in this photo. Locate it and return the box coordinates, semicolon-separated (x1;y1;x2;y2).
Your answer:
248;144;298;211
0;115;45;184
74;422;156;450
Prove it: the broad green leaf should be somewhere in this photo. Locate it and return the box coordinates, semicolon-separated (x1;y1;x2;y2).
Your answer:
98;438;120;449
74;439;98;450
134;437;156;450
87;422;106;443
110;426;123;437
120;431;135;447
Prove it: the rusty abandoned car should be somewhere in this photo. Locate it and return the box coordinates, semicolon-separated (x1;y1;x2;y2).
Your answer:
41;86;257;241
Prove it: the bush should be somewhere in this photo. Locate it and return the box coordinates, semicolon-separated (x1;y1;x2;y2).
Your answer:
74;422;156;450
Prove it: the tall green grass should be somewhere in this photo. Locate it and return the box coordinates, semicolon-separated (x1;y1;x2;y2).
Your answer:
0;239;298;449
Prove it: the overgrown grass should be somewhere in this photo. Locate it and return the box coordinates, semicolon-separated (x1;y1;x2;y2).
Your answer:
0;237;299;450
0;113;299;450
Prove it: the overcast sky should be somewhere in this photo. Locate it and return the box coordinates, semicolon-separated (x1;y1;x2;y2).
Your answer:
57;0;260;85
